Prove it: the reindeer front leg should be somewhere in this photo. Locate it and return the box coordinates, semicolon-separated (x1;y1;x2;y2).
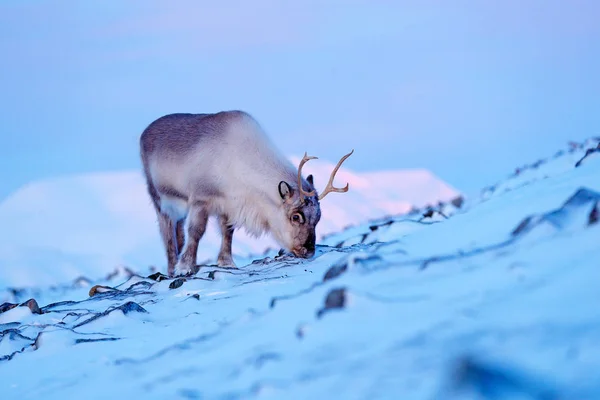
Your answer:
217;214;237;268
176;219;185;255
174;202;208;276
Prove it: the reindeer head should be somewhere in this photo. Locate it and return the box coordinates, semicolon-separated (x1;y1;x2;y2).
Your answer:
276;150;354;258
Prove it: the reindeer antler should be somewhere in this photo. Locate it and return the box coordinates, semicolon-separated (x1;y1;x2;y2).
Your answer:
298;152;318;200
318;149;354;200
297;149;354;202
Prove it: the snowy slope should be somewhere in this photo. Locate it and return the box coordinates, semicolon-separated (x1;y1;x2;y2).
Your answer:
0;156;459;290
0;138;599;400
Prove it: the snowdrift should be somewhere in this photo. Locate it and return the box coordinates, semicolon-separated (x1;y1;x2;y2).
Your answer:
0;138;599;399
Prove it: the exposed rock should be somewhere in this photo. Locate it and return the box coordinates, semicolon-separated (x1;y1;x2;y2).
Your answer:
511;187;600;236
589;202;599;226
169;278;186;290
19;299;41;315
0;303;18;314
323;262;347;282
575;142;600;168
118;302;148;315
75;337;121;344
317;288;347;318
511;215;536;236
450;356;561;399
422;209;435;219
88;285;119;297
147;272;169;282
451;195;465;208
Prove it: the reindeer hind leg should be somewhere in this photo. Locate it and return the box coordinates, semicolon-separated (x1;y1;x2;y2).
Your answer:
146;180;179;275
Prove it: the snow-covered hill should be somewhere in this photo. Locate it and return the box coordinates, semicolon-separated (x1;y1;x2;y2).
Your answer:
0;157;459;290
1;138;599;399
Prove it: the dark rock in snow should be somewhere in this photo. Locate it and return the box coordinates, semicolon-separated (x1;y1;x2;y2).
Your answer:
169;278;186;289
589;202;599;226
511;216;536;236
511;187;600;236
419;208;448;221
575;142;600;168
323;262;348;282
75;337;121;345
118;301;149;315
20;298;42;314
451;356;561;400
147;272;169;282
317;287;346;318
451;195;465;208
359;233;369;243
0;303;18;314
89;285;119;297
1;299;42;315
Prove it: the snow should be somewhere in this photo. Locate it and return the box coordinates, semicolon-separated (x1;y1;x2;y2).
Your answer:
0;139;599;399
0;155;459;290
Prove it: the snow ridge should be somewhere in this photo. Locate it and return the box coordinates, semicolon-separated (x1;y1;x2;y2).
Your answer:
0;138;599;399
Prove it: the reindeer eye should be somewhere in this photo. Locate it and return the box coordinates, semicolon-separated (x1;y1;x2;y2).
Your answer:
291;212;305;224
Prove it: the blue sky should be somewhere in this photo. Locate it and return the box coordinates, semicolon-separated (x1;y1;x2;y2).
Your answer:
1;0;599;200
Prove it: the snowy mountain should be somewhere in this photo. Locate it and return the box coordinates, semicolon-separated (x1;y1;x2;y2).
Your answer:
0;157;459;290
1;138;599;399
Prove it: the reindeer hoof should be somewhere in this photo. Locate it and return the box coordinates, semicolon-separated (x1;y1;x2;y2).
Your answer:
217;258;238;269
173;262;198;277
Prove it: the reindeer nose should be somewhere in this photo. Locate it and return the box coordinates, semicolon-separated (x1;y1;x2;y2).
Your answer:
303;235;316;258
292;247;312;258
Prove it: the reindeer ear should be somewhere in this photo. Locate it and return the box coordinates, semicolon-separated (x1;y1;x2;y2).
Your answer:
278;181;293;200
307;174;314;186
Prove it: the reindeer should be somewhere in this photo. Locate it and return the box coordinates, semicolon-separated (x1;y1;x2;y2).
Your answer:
139;110;353;276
